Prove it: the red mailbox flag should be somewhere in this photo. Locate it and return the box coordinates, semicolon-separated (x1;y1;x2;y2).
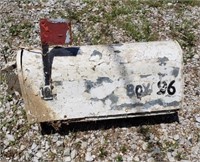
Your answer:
40;18;72;45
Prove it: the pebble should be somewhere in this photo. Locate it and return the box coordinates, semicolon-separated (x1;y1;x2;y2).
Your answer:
71;149;77;159
174;134;179;141
32;157;39;162
167;152;175;162
36;151;42;158
31;143;37;150
131;144;137;151
20;145;26;151
133;156;140;161
56;140;63;146
51;148;57;154
193;54;199;59
52;135;59;143
0;107;3;113
81;141;87;149
6;134;14;142
191;145;199;155
85;152;94;162
142;142;148;150
63;156;71;162
195;116;200;123
147;157;155;162
63;147;71;156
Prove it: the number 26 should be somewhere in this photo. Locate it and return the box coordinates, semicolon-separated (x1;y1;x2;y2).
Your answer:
157;80;176;95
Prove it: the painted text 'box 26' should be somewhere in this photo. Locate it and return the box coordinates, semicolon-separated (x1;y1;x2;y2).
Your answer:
17;41;183;123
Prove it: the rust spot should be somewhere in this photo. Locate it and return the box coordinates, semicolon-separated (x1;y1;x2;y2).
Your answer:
18;72;58;123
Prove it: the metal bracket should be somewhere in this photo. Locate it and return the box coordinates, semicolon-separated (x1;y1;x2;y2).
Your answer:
40;85;53;100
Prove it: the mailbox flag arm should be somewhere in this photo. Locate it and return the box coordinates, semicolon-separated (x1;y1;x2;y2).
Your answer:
39;19;72;100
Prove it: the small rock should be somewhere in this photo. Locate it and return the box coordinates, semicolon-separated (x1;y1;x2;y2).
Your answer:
195;116;200;123
51;148;57;154
52;135;59;143
133;156;140;161
142;142;148;150
147;157;155;162
87;147;92;152
45;142;50;150
2;127;7;132
191;145;199;155
81;141;87;149
32;157;39;162
31;143;37;150
131;144;137;151
172;150;177;157
36;151;42;158
6;134;14;142
56;140;63;146
167;152;175;162
20;145;26;151
174;134;179;141
153;147;160;154
193;54;199;59
3;140;9;146
85;152;94;162
63;156;71;162
63;148;71;156
71;149;77;159
195;123;200;128
167;3;172;6
127;156;133;161
0;107;3;113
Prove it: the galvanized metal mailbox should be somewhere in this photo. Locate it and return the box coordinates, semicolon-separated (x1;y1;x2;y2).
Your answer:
17;19;183;123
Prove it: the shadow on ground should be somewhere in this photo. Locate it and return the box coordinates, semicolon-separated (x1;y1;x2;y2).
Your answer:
40;112;179;135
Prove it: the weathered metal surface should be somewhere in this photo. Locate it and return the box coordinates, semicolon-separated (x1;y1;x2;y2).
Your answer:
17;41;183;123
40;18;72;45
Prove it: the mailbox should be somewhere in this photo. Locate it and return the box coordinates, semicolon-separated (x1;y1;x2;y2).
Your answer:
17;41;183;123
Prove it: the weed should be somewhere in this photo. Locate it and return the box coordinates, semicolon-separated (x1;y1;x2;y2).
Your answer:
138;126;151;141
175;151;187;161
74;141;82;150
99;146;108;158
9;21;33;38
176;0;200;6
170;19;198;61
162;140;179;152
120;145;127;154
116;155;123;162
142;0;164;8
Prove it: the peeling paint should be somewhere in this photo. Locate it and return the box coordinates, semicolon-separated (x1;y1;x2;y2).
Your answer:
157;57;169;66
172;67;179;77
140;74;152;78
53;81;63;86
89;50;102;61
85;77;113;93
113;100;179;110
158;72;167;78
91;92;119;106
114;50;121;53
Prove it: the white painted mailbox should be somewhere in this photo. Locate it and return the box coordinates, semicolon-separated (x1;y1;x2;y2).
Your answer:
17;41;183;123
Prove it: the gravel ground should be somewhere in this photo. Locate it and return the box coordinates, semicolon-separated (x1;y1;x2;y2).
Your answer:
0;0;200;162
